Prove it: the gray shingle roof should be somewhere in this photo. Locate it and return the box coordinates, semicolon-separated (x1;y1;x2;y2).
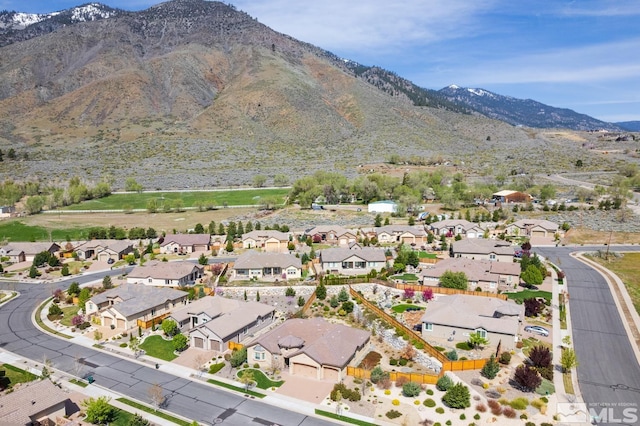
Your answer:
319;247;387;263
452;239;515;256
192;300;275;340
248;317;370;368
0;379;68;425
421;294;523;335
233;251;301;269
128;260;202;280
89;283;188;318
1;242;59;255
160;234;210;246
170;295;245;323
376;225;427;236
242;230;290;241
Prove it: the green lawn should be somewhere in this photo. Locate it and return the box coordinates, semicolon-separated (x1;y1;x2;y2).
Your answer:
0;221;99;242
139;335;177;361
116;398;192;425
536;378;555;395
109;407;136;426
391;273;419;282
521;337;552;357
60;305;81;326
315;409;377;426
506;289;552;303
207;378;265;398
0;364;39;389
418;252;438;259
391;303;424;313
237;369;284;389
59;188;290;211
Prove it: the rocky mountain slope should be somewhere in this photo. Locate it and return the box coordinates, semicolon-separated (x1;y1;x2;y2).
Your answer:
0;0;628;189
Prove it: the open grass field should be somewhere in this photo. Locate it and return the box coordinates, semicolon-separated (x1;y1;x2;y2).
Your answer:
588;252;640;314
59;188;290;211
139;335;177;361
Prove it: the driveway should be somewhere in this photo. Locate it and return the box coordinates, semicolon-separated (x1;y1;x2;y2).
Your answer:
275;372;334;404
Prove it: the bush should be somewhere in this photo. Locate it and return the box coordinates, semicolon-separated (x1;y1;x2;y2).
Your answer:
503;407;517;418
395;376;409;387
330;383;361;402
48;303;63;316
435;407;445;414
436;375;454;391
424;398;436;407
514;365;542;392
529;346;552;369
398;358;408;366
456;341;472;350
526;422;535;426
442;383;471;409
481;354;500;379
386;410;402;419
537;365;554;381
172;334;188;352
426;388;434;395
459;413;466;420
391;399;400;406
446;350;458;361
509;397;529;410
230;347;247;368
476;403;487;412
402;381;422;397
488;399;502;415
474;413;481;420
499;351;511;365
78;321;91;330
208;362;225;374
370;366;387;384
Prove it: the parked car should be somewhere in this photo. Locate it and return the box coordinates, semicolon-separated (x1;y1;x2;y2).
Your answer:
412;323;423;332
524;325;549;337
107;258;115;264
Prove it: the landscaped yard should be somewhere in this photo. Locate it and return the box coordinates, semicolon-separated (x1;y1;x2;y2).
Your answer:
418;251;438;259
390;273;419;282
60;305;81;326
520;337;552;357
588;252;640;315
0;364;39;389
391;303;425;313
237;368;284;389
139;335;177;361
506;289;552;303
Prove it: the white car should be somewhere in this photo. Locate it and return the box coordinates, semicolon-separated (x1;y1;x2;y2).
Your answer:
524;325;549;337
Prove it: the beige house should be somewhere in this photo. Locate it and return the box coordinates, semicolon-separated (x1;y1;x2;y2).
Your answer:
0;378;70;426
85;283;188;330
127;260;203;287
420;294;524;350
318;247;387;276
452;239;515;262
420;257;520;292
75;239;134;261
506;219;561;240
242;230;291;252
429;219;484;239
185;298;275;351
160;234;210;254
230;251;302;281
374;225;428;245
246;317;370;382
0;242;60;263
304;225;357;246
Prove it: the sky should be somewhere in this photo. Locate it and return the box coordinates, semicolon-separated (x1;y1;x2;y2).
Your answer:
6;0;640;122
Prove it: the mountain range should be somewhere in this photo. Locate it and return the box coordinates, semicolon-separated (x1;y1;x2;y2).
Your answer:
0;0;633;189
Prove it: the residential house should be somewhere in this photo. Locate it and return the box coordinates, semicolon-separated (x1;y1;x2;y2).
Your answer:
304;225;357;246
506;219;561;240
85;283;188;330
246;317;370;381
127;260;203;287
452;239;515;262
429;219;484;239
0;205;15;218
0;377;70;426
230;251;302;281
183;298;275;351
0;242;60;263
160;234;210;254
318;247;387;276
75;239;134;262
374;225;428;245
367;200;398;214
420;257;520;292
420;294;524;350
492;190;532;204
242;230;291;252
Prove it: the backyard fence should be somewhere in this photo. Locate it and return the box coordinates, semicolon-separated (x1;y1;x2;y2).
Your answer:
394;284;508;300
347;366;442;385
228;341;244;351
137;313;170;329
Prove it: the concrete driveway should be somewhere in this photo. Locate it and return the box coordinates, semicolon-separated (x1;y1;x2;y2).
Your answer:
275;372;334;404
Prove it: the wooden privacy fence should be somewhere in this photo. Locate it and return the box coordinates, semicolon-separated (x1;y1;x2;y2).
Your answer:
347;366;442;385
349;286;490;374
137;313;170;329
394;284;508;300
301;288;317;314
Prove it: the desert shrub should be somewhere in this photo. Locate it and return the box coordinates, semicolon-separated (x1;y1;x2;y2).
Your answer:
481;355;500;379
442;383;471;409
514;365;542;392
398;358;408;366
389;358;398;366
459;413;466;420
384;389;391;395
119;343;127;348
402;381;422;397
503;407;517;418
391;399;400;406
424;398;436;407
476;403;487;412
525;422;535;426
426;388;434;395
499;351;511;365
436;375;454;391
386;410;402;419
395;376;409;387
48;303;63;317
446;350;458;361
77;321;91;330
370;366;387;384
435;407;444;414
540;396;549;403
509;397;529;410
474;413;481;420
208;362;225;374
488;399;502;415
378;377;392;390
330;383;360;402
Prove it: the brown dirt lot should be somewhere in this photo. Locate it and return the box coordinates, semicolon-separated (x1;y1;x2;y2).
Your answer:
561;227;640;245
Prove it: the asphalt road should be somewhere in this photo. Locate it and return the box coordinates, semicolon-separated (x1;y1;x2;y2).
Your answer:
535;246;640;420
0;275;335;426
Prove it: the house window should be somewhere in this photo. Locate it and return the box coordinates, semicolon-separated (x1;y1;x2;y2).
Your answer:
489;281;496;289
151;308;155;315
424;323;433;332
476;328;487;338
254;351;265;361
148;278;152;283
489;254;496;261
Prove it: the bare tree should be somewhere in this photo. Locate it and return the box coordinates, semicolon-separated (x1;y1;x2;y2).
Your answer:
72;353;85;378
148;383;165;408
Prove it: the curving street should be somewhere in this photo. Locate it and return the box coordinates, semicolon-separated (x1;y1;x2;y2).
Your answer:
0;274;335;426
536;246;640;419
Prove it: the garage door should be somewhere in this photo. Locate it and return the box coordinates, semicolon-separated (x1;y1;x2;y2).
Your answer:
98;253;110;262
117;318;125;329
402;237;414;244
194;337;204;348
265;242;279;252
323;367;340;382
293;363;317;379
210;340;221;351
103;317;112;327
532;230;546;237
